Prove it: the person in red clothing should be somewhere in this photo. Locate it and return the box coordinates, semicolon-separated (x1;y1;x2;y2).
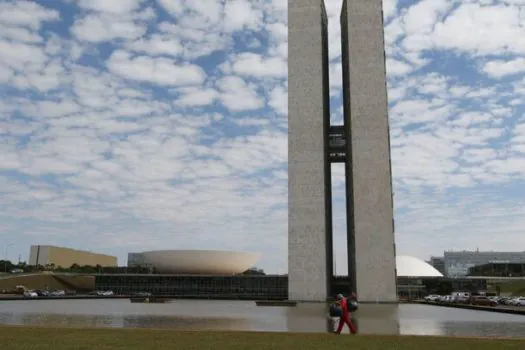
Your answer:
334;294;357;334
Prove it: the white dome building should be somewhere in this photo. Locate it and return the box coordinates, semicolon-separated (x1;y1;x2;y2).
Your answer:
129;250;261;275
129;251;441;277
396;255;443;277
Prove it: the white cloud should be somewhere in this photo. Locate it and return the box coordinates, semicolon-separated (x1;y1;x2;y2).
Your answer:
0;40;48;71
268;85;287;116
126;34;183;57
383;0;399;20
223;0;264;32
157;21;230;60
107;50;206;86
0;26;43;43
0;0;60;29
175;87;219;107
70;13;148;42
216;76;264;112
77;0;146;14
483;58;525;78
230;52;287;78
1;0;525;274
386;58;414;76
431;3;525;55
0;65;12;83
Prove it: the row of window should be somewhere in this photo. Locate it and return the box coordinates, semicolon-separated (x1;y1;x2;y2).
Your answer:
95;276;286;298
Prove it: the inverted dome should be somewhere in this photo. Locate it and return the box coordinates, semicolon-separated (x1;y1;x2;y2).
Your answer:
396;255;443;277
139;250;261;275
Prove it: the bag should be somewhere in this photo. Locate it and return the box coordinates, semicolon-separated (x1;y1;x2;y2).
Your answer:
349;301;358;312
329;304;342;317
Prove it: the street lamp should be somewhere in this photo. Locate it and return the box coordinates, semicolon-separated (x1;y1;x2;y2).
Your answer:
4;243;13;273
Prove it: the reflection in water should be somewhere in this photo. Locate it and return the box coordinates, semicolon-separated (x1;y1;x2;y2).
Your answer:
19;314;118;328
442;321;525;338
0;299;524;337
398;303;525;337
122;316;249;331
354;304;400;335
4;312;253;331
286;303;400;335
285;303;330;333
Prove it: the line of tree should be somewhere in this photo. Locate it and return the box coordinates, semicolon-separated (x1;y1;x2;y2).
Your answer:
240;267;266;275
0;260;27;273
0;260;157;274
0;260;266;275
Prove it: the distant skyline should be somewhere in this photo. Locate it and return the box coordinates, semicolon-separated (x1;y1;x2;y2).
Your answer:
1;0;525;274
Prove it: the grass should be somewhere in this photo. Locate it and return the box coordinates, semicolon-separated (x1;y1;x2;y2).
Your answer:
0;274;94;292
489;281;525;296
1;326;524;350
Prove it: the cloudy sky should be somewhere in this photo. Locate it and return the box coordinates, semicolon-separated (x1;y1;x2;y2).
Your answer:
1;0;525;274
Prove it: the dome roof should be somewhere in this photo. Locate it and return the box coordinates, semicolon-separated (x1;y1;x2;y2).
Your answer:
138;250;261;275
396;255;443;277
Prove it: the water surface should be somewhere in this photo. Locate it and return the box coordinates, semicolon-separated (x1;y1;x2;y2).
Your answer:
0;299;524;337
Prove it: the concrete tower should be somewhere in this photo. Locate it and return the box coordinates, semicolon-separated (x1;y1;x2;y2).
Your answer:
340;0;397;303
288;0;397;302
287;0;333;302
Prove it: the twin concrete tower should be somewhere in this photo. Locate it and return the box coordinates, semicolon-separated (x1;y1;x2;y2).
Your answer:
288;0;397;302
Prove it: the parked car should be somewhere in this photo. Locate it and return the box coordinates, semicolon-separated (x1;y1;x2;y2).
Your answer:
488;296;500;304
471;296;497;307
442;295;454;303
498;297;512;305
93;290;114;296
513;297;525;306
23;290;38;298
452;292;470;304
424;295;440;301
451;292;470;304
50;290;65;297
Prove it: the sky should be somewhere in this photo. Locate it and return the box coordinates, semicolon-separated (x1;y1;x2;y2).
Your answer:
1;0;525;274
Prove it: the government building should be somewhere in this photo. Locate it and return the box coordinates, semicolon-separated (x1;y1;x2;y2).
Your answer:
29;245;117;268
93;250;482;300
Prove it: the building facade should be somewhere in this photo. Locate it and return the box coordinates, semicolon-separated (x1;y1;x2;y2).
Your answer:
28;245;117;268
95;274;486;301
444;251;525;277
427;256;446;276
468;262;525;277
127;253;146;267
96;274;288;300
288;0;396;302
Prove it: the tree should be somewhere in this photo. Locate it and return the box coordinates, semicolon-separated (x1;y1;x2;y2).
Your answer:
241;267;266;275
0;260;15;273
69;264;80;272
436;280;453;295
464;282;478;294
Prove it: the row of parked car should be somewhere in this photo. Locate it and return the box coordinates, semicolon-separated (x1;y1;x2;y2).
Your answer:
89;290;114;296
24;289;115;297
424;293;525;307
23;289;66;298
497;296;525;306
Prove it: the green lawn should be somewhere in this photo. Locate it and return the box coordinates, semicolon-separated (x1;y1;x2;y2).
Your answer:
0;326;523;350
491;281;525;296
